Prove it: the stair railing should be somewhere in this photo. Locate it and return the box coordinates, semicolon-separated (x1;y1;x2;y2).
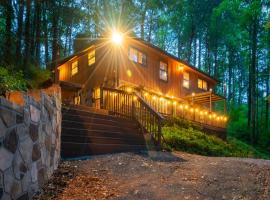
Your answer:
100;87;164;147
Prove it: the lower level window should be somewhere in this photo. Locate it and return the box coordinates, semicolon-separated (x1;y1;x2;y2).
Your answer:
183;72;189;88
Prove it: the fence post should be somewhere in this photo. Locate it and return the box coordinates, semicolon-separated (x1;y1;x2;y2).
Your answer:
132;97;135;120
157;118;162;149
100;87;103;109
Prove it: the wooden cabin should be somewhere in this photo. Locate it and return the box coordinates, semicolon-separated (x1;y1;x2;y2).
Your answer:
56;35;227;131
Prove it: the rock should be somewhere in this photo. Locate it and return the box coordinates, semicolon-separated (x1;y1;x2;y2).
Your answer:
0;107;15;128
13;151;26;180
30;105;40;123
0;118;7;138
16;124;29;142
0;148;13;171
17;193;29;200
3;128;18;153
31;162;37;183
19;138;33;164
38;168;46;186
16;114;23;124
32;144;41;161
4;167;22;198
0;187;3;199
29;123;39;142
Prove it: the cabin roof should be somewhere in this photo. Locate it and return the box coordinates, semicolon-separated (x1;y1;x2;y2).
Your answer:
57;37;219;83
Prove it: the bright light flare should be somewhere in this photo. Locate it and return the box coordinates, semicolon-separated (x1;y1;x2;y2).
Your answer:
111;31;123;45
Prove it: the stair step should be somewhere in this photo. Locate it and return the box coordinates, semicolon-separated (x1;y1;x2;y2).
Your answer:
61;127;143;139
62;134;146;145
61;142;147;158
62;120;140;133
62;113;138;128
63;105;109;115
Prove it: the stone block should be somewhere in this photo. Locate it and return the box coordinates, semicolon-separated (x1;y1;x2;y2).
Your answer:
4;128;18;154
29;123;39;142
23;109;30;127
0;118;7;138
0;107;15;128
19;138;33;165
16;124;29;142
13;151;27;180
17;193;29;200
30;162;37;183
30;105;40;123
37;168;46;187
16;114;23;124
0;187;3;199
1;192;11;200
0;148;13;171
32;144;41;162
4;167;22;198
21;171;30;193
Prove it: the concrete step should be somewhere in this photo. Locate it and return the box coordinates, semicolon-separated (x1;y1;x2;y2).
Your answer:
62;120;140;134
61;142;147;158
62;113;138;128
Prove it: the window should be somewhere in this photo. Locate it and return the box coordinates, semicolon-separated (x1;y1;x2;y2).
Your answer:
198;78;208;90
88;50;95;66
129;47;146;66
71;61;78;76
159;62;168;81
183;72;189;88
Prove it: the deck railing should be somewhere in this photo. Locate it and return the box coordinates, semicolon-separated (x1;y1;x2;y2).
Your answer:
100;87;164;146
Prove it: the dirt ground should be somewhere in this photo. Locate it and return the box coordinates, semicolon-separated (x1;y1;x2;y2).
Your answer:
34;151;270;200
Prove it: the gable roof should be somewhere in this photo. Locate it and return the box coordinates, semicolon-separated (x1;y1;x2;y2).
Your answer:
57;37;219;83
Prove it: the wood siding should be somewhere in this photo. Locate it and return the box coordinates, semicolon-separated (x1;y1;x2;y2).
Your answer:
57;38;217;100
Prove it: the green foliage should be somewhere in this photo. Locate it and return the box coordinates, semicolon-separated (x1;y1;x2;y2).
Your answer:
24;65;51;89
162;117;270;159
163;126;270;159
0;66;27;95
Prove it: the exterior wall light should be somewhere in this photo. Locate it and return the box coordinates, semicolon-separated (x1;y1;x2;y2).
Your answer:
112;31;123;45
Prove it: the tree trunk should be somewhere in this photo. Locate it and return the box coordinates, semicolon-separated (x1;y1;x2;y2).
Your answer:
35;0;41;65
249;18;258;144
198;36;201;69
4;0;13;65
42;1;49;67
265;30;270;129
23;0;31;68
51;0;60;69
16;0;24;64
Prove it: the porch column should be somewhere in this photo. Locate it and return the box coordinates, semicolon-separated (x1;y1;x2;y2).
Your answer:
209;92;212;112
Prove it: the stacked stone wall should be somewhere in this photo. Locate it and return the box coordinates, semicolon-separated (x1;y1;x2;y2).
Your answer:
0;85;61;200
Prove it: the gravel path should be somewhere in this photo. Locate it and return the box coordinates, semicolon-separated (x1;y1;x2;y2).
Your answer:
34;151;270;200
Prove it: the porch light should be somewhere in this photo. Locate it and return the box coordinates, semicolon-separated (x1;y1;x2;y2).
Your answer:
144;92;149;97
111;31;123;45
152;96;157;100
178;66;184;72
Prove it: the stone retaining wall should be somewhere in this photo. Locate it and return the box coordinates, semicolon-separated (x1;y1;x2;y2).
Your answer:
0;85;61;200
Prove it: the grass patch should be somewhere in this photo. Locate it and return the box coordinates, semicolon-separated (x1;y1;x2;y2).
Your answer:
162;125;270;159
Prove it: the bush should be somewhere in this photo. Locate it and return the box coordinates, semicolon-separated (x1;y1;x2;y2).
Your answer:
162;117;270;159
0;66;27;96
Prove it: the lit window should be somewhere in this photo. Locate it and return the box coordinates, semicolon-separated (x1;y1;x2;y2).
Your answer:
183;72;189;88
71;61;78;76
129;47;146;66
198;78;208;90
159;62;168;81
88;50;95;66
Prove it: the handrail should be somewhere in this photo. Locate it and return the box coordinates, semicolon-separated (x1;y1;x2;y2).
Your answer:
100;87;164;147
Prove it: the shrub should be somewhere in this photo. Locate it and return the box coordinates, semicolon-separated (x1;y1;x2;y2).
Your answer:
0;66;27;96
162;117;270;159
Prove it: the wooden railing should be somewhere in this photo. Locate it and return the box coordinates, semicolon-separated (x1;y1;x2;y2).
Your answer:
100;87;164;146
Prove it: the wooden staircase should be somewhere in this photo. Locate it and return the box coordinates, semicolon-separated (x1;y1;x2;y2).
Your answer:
61;105;147;158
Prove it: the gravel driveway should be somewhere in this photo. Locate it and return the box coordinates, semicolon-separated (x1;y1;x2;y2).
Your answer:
34;151;270;200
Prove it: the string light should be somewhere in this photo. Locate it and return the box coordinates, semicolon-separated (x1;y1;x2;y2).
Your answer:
126;87;132;93
179;104;183;109
195;108;199;113
144;92;148;97
184;105;189;109
152;96;157;100
190;108;194;112
133;96;137;101
173;101;177;105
